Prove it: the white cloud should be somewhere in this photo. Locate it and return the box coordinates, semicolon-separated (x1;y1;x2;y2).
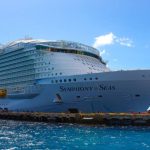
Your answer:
115;37;133;47
93;32;115;48
93;32;133;48
99;49;106;56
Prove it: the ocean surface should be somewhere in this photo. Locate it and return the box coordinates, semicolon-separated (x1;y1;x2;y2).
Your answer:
0;120;150;150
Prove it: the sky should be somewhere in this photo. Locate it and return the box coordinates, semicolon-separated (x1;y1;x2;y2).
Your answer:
0;0;150;70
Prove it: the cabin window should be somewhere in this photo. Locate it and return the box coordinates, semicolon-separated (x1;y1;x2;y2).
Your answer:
135;94;140;97
98;95;102;98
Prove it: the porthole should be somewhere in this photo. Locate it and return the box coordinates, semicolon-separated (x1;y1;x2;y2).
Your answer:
73;79;76;82
84;78;86;80
95;77;98;80
69;79;71;82
135;94;140;97
59;79;62;83
55;80;58;83
64;79;67;82
98;95;102;98
90;78;92;80
77;96;80;98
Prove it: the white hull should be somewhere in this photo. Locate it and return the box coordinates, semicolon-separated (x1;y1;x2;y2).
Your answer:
1;70;150;113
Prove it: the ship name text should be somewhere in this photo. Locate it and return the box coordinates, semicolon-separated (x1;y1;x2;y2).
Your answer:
59;84;115;92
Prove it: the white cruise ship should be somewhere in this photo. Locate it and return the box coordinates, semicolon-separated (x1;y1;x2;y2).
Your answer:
0;39;150;113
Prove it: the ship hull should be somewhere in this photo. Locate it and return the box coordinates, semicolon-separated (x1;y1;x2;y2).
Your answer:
1;70;150;113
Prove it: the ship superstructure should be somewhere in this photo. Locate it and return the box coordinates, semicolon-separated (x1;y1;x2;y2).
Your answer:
0;39;150;112
0;39;108;97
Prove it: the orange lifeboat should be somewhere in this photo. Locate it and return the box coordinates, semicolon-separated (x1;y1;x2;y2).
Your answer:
0;89;7;97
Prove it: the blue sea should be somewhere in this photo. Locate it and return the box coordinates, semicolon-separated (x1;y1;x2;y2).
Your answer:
0;120;150;150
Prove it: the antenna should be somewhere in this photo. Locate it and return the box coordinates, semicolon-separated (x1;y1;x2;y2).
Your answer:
24;35;33;40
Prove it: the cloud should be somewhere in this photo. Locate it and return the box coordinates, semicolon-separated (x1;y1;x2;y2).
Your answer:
115;37;133;47
93;32;133;48
99;49;106;56
93;32;115;48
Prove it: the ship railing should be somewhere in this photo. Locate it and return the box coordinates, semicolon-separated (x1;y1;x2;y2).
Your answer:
46;41;99;55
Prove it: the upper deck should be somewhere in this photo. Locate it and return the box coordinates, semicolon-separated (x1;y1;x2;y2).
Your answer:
0;39;99;56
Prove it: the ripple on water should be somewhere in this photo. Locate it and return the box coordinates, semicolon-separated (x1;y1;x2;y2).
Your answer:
0;120;150;149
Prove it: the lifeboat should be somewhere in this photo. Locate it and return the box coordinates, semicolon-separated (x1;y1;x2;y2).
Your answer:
0;89;7;97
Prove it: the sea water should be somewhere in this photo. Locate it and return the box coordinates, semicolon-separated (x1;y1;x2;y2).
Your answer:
0;120;150;150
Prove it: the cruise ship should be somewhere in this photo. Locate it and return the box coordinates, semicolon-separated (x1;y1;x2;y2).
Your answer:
0;39;150;113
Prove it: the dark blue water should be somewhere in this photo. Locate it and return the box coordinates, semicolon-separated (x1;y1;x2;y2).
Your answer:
0;120;150;150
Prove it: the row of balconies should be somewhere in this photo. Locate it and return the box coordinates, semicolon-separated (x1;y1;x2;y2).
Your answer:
0;55;33;68
0;60;52;76
0;69;35;80
0;49;31;64
1;80;35;88
1;46;36;60
0;75;35;84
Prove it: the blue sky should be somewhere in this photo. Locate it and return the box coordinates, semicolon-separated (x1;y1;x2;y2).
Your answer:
0;0;150;70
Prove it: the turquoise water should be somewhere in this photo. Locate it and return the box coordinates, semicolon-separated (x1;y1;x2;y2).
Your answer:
0;120;150;150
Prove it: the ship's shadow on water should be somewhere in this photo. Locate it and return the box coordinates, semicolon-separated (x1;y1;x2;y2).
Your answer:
0;120;150;150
